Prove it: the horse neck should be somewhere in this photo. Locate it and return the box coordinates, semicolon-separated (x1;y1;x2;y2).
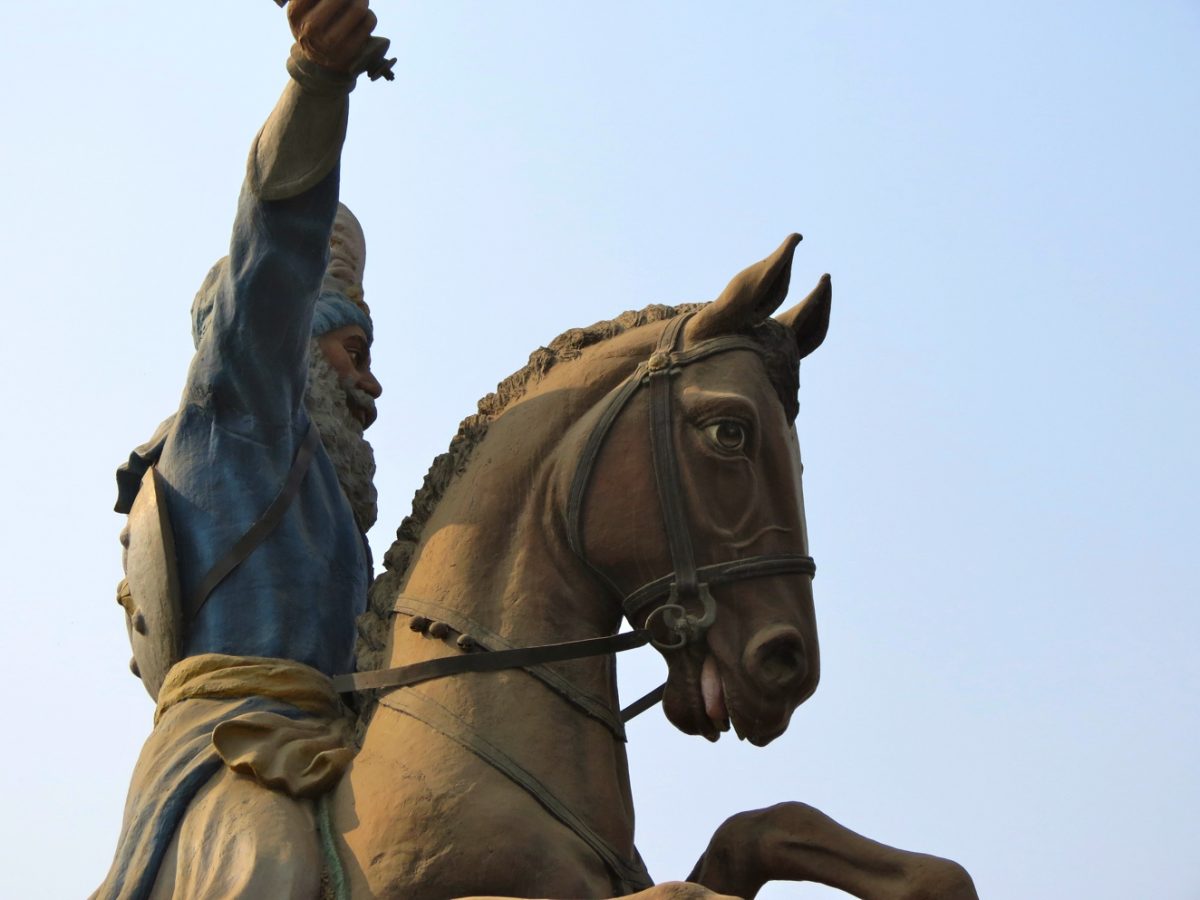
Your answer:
387;323;662;662
378;339;655;730
369;333;662;861
390;419;623;663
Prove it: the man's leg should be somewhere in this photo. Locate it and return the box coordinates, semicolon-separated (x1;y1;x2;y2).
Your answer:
150;767;323;899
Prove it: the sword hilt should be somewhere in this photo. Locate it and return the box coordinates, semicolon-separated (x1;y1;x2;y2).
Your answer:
354;35;397;82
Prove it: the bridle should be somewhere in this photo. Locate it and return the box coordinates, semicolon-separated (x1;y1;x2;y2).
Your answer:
565;312;817;651
336;312;816;704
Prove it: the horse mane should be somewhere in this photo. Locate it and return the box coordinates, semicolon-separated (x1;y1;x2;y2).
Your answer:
355;302;701;676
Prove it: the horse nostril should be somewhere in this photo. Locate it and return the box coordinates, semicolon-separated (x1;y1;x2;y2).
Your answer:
761;638;802;681
745;627;808;694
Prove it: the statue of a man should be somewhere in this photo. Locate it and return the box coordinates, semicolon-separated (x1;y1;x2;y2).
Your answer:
95;1;386;896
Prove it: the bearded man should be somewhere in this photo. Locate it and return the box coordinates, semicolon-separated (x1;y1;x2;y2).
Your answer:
96;1;388;896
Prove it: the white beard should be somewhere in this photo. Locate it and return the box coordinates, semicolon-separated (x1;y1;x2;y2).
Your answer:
305;341;378;533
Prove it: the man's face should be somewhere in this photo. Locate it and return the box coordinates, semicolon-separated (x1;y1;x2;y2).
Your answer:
307;326;380;533
316;324;382;429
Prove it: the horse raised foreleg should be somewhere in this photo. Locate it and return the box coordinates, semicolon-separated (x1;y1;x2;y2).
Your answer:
688;802;978;900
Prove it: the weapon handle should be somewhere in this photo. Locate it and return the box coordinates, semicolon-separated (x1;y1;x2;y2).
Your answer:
271;1;395;82
355;35;397;82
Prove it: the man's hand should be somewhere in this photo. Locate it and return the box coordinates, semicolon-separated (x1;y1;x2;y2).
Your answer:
288;0;377;74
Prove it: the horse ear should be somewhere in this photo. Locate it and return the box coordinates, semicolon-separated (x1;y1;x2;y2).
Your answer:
776;273;831;360
689;234;803;340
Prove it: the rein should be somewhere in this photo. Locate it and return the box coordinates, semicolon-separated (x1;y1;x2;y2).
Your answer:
334;627;652;698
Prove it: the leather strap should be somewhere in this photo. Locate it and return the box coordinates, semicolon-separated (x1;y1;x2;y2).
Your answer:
380;689;654;893
622;553;817;622
188;422;321;621
648;316;700;600
565;319;765;595
387;596;628;739
565;361;650;599
620;683;666;722
334;629;652;694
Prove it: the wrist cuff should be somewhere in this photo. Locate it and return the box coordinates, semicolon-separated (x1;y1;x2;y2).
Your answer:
286;44;358;96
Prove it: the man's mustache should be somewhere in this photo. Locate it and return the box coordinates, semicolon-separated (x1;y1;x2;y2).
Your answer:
341;379;378;430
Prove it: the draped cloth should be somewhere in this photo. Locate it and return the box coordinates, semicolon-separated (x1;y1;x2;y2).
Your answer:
93;654;355;900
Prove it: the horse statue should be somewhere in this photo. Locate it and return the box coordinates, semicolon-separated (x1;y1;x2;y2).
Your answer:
328;235;978;899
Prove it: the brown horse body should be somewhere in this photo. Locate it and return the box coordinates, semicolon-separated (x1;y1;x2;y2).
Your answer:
329;238;977;899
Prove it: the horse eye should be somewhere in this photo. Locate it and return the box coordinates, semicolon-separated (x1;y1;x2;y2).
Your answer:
704;420;748;453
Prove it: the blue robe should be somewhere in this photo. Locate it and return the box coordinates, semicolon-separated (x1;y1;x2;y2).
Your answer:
120;164;370;677
97;165;368;900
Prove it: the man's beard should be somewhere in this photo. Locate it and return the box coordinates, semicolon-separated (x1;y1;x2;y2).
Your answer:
305;341;378;533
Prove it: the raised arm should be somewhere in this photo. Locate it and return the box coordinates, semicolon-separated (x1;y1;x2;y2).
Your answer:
188;0;381;430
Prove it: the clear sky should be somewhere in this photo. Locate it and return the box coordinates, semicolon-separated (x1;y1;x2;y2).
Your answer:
1;2;1197;897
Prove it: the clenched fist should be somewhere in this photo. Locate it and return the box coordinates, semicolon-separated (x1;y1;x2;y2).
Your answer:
288;0;378;73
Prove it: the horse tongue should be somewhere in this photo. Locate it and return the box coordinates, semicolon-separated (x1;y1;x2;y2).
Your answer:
701;655;729;730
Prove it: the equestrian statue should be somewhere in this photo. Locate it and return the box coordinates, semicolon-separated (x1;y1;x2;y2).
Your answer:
96;2;979;898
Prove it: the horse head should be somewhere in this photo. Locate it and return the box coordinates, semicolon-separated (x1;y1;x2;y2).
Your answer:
565;235;831;747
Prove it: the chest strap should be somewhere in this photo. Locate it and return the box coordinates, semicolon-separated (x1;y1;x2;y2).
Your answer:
188;422;321;620
379;688;654;894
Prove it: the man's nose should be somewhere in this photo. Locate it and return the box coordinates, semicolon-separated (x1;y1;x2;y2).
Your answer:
359;370;382;399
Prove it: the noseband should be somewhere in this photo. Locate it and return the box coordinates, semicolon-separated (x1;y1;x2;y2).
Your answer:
565;312;817;650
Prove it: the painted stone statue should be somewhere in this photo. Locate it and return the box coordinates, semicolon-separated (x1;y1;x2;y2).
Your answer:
97;1;385;896
97;2;980;897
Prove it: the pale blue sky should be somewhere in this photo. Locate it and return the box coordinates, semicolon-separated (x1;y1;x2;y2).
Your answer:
1;2;1197;897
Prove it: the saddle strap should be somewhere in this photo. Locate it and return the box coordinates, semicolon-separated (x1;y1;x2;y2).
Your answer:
379;689;654;894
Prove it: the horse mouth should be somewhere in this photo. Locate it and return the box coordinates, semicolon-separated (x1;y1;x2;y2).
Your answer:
664;651;794;746
661;650;719;742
